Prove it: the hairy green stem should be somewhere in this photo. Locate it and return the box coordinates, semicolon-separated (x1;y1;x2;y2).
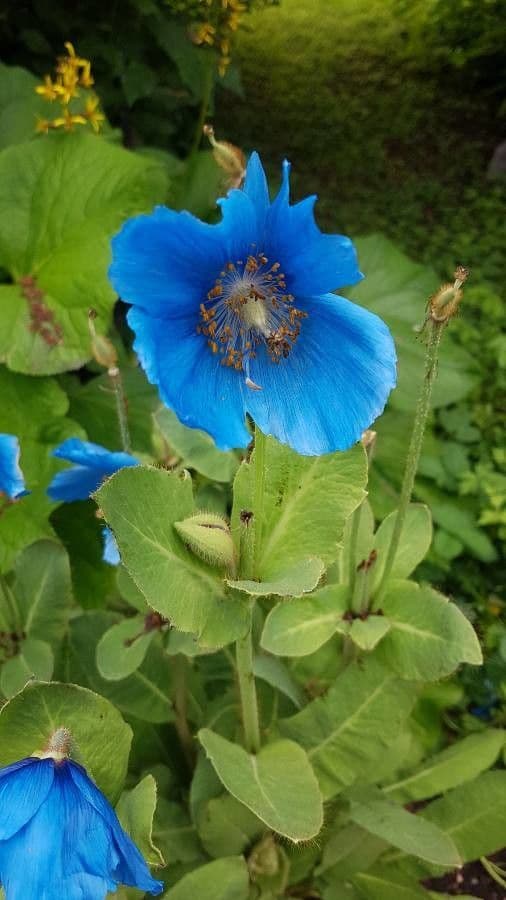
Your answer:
235;603;261;753
347;502;363;598
374;321;444;601
252;427;266;579
172;655;195;770
190;61;214;156
109;366;132;454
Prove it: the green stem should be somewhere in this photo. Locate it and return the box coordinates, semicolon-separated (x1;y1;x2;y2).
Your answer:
374;321;444;601
172;655;195;771
235;602;261;753
108;366;132;454
234;425;265;754
347;502;363;597
190;60;215;157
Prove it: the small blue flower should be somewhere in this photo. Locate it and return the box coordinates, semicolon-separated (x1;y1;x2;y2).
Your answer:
0;434;27;500
0;740;163;899
109;153;396;456
47;439;139;502
102;527;121;566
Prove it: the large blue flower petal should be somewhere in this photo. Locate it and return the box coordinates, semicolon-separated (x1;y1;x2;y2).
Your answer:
241;151;270;232
0;757;54;840
109;206;228;317
0;434;27;500
245;292;397;455
52;439;138;473
266;164;363;294
47;465;106;502
128;307;251;450
68;762;163;895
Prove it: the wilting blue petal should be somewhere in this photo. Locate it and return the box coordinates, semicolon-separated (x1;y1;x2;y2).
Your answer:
48;439;139;502
68;762;163;895
0;434;27;500
245;293;397;455
0;757;54;840
102;528;120;566
128;307;251;450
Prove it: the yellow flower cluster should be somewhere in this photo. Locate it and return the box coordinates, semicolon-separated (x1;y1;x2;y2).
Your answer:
34;42;105;134
192;0;247;76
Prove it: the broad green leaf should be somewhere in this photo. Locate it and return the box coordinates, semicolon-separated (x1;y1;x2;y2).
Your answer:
13;539;71;645
253;653;304;708
370;504;432;589
421;770;506;865
0;366;83;572
197;792;263;858
198;728;323;841
153;798;203;865
155;407;239;483
261;585;348;657
96;616;157;681
228;556;325;598
349;615;391;651
0;638;54;698
280;659;415;799
66;367;160;457
231;438;367;579
351;235;476;411
0;681;131;801
116;565;149;613
351;865;431;900
167;857;250;900
0;132;166;374
0;63;48;149
377;581;482;680
68;612;175;724
384;730;506;803
116;774;164;867
348;787;460;867
318;823;386;878
96;467;249;648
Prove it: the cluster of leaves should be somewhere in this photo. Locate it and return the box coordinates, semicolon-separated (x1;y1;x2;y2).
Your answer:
0;53;505;900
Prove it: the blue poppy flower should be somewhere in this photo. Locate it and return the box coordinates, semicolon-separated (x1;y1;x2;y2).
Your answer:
47;439;139;502
0;732;163;900
102;527;121;566
0;434;27;499
109;153;396;456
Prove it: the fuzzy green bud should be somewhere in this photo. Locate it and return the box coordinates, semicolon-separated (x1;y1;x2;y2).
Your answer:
174;512;235;570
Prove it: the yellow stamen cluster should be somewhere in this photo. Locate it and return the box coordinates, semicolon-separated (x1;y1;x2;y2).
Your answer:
34;42;105;135
197;252;307;384
190;0;247;76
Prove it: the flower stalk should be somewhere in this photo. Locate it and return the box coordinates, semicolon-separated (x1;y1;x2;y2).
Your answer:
109;366;132;455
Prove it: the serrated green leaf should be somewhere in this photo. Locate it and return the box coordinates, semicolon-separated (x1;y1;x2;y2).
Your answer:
0;638;54;698
116;774;165;867
198;728;323;841
261;585;348;657
228;556;325;598
13;539;71;645
280;659;414;799
96;466;248;648
231;437;367;579
348;787;461;867
167;857;250;900
371;504;432;589
349;615;391;651
0;681;131;801
96;616;157;681
384;730;506;803
377;580;482;680
0;132;166;374
155;407;239;483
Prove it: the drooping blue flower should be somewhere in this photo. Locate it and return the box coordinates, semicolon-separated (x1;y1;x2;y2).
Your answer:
0;434;27;500
47;439;139;502
109;153;396;456
102;527;121;566
0;731;163;900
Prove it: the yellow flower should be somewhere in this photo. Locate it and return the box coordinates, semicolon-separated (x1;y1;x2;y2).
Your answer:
35;117;52;134
83;96;105;133
79;61;95;89
35;75;59;102
193;22;216;45
52;109;87;132
63;42;87;68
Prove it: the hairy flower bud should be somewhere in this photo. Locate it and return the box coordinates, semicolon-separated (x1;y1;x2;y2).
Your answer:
203;124;246;188
174;512;235;570
429;266;469;324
